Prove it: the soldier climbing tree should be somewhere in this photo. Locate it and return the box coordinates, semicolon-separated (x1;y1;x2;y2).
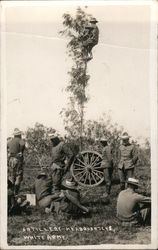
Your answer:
59;7;99;150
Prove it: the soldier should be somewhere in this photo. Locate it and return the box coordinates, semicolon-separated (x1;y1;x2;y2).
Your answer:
118;132;138;190
47;177;90;216
117;178;151;226
100;137;113;197
81;17;99;60
49;134;76;193
7;128;25;195
32;170;62;210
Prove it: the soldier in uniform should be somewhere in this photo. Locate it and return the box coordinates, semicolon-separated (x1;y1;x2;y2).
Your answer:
117;178;151;226
80;17;99;60
7;128;25;195
118;132;138;190
100;137;113;197
46;177;90;216
49;134;76;193
32;170;63;210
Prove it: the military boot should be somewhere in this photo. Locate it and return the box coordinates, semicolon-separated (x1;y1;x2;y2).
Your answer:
106;184;111;195
14;185;20;195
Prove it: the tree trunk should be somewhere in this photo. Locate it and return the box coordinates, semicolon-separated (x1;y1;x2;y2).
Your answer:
80;60;87;151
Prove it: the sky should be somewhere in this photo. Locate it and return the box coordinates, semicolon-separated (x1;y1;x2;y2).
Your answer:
3;2;153;143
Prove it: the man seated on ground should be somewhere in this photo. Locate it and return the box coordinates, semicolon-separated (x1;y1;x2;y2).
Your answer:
46;177;90;217
32;169;61;210
116;178;151;226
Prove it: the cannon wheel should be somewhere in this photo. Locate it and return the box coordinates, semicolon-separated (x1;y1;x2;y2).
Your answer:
71;150;104;187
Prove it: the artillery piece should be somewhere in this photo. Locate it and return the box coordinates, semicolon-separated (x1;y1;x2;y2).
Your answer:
71;150;104;187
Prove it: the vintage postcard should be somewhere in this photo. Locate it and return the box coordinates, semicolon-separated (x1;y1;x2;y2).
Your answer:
0;0;158;249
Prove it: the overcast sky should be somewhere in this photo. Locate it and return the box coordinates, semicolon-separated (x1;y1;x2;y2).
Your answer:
4;2;153;143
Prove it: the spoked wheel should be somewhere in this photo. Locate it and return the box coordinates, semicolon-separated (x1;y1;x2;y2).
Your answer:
71;151;104;187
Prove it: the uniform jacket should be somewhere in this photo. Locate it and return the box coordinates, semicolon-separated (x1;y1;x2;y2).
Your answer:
118;143;138;170
117;188;151;222
7;137;25;177
53;189;87;215
101;145;113;168
33;175;53;202
7;137;25;157
82;25;99;45
90;25;99;45
51;142;74;170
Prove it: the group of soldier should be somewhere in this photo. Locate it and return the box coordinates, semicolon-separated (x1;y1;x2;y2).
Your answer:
7;128;151;226
7;129;90;217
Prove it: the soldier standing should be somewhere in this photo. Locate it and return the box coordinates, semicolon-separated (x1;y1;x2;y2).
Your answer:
100;137;113;197
7;128;25;195
118;132;138;190
49;134;76;193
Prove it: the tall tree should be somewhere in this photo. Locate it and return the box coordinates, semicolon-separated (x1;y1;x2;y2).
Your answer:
60;7;95;149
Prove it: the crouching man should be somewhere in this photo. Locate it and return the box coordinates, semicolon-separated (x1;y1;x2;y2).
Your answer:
47;178;90;217
116;178;151;226
33;170;60;209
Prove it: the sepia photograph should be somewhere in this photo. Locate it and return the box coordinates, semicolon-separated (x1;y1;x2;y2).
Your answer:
0;0;157;249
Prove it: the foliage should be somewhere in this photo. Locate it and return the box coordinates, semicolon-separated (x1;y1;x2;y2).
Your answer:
24;123;56;168
137;140;150;166
23;120;150;171
59;7;151;168
59;7;94;144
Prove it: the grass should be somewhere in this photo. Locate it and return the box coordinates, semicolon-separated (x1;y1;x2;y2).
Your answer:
8;164;151;246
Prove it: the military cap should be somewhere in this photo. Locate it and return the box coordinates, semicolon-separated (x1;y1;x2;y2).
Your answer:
49;133;60;142
100;137;108;142
120;132;130;140
37;167;47;177
127;178;140;187
90;17;98;23
62;178;78;190
48;133;55;139
13;128;22;136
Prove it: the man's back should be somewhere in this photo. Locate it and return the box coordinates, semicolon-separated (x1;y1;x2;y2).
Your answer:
51;141;74;167
8;137;25;156
34;176;53;201
117;188;150;221
102;145;112;164
51;141;65;165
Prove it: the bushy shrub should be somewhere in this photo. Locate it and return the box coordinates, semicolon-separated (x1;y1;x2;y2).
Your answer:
24;123;56;168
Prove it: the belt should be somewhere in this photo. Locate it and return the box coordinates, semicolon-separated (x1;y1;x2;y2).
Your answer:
10;153;23;158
